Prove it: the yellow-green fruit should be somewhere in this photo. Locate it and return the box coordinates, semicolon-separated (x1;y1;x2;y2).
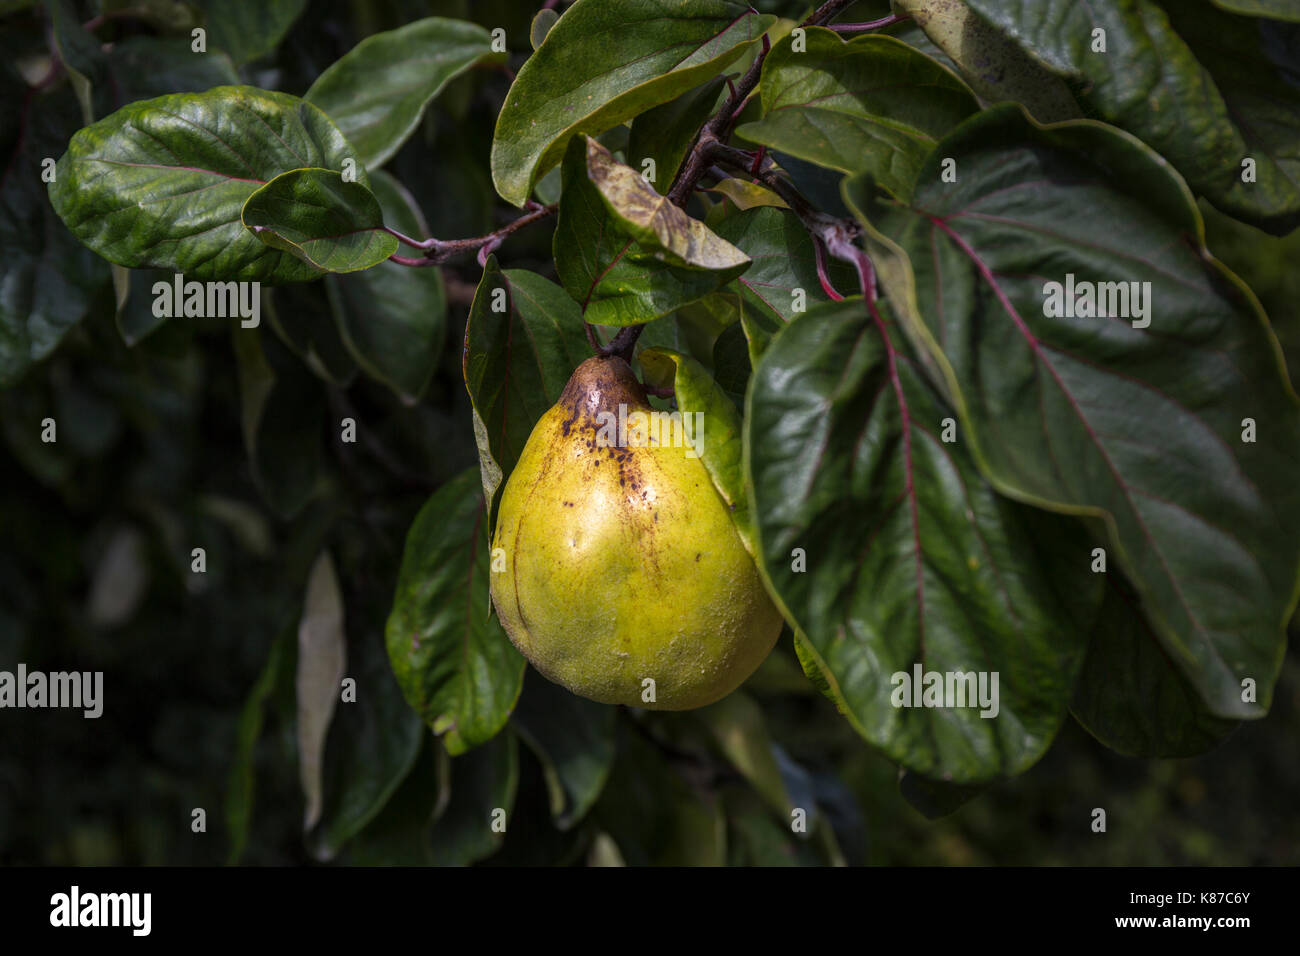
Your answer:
490;355;783;710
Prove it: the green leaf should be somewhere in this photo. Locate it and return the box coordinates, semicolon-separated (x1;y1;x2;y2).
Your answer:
627;77;728;191
199;0;306;65
2;82;108;385
892;0;1081;123
637;346;754;556
554;136;733;326
747;298;1098;783
309;596;425;860
1071;573;1239;758
710;205;856;331
1210;0;1300;20
50;86;368;284
48;0;103;123
103;36;240;106
511;674;615;830
345;735;444;866
385;468;525;755
849;104;1300;718
705;178;788;211
698;691;791;817
594;722;726;865
584;137;750;277
430;729;519;865
958;0;1300;233
226;623;292;864
491;0;775;206
265;281;359;387
305;17;503;170
736;29;977;200
231;327;324;519
898;770;986;820
242;168;398;274
462;257;591;528
325;172;446;401
1200;200;1300;388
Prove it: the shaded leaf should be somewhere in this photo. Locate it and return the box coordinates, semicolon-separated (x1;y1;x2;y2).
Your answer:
1209;0;1300;19
199;0;306;65
325;171;447;401
226;624;292;864
511;673;615;829
385;468;525;755
2;82;108;385
850;104;1300;717
309;601;425;860
898;770;986;819
747;298;1099;782
305;17;503;169
429;729;519;865
627;77;728;191
1072;572;1239;757
893;0;1081;122
698;691;791;817
959;0;1300;233
737;29;977;199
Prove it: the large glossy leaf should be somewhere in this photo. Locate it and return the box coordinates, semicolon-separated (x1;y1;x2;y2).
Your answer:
637;346;754;555
462;257;590;527
231;327;324;519
243;168;398;274
305;18;503;169
554;137;733;326
892;0;1080;122
2;81;108;385
50;86;367;283
851;104;1300;717
1072;573;1239;758
510;674;615;830
747;298;1098;783
956;0;1300;233
736;29;977;200
491;0;774;206
325;172;447;401
385;467;525;755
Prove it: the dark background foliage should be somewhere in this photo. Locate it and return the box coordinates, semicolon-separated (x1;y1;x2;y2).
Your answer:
2;0;1297;866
